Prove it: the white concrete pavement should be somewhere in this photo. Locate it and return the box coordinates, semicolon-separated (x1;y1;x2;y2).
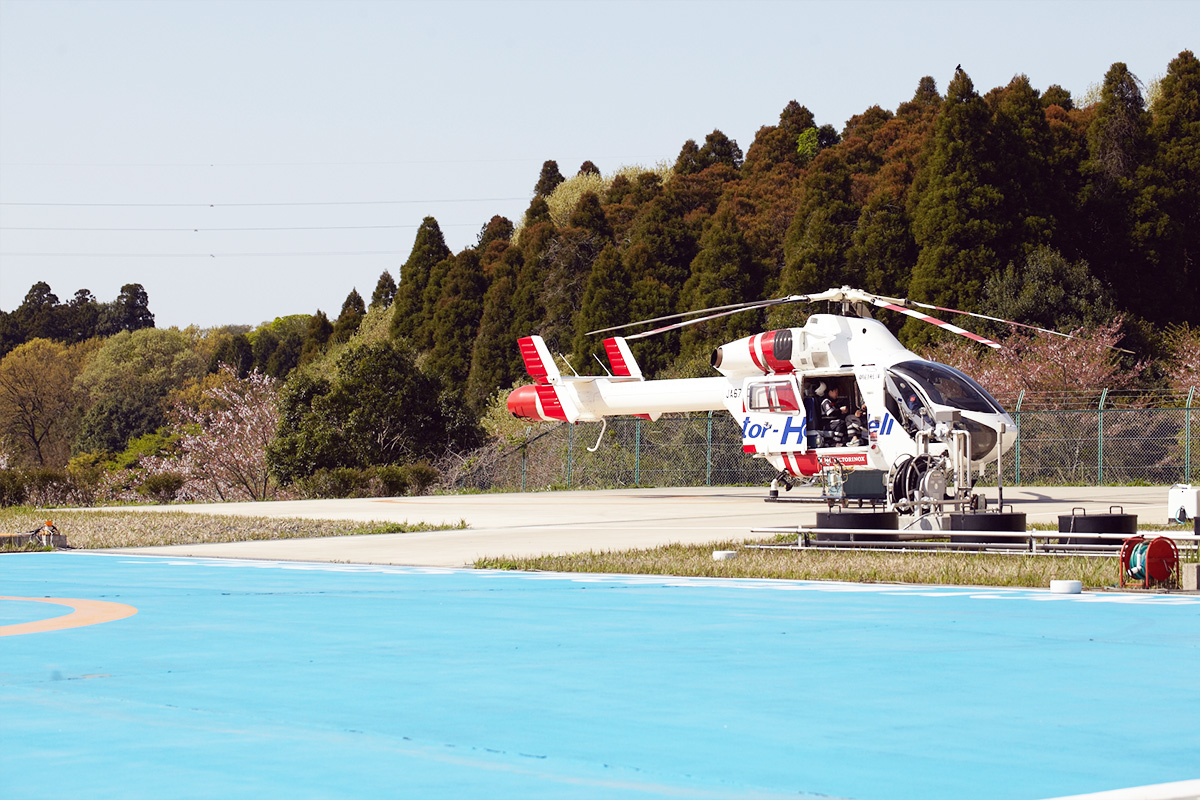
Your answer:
101;484;1188;567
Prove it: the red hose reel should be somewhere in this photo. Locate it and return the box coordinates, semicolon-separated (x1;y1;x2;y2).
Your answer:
1119;535;1180;589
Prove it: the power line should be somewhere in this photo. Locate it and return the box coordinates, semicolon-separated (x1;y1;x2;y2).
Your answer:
0;197;527;208
1;251;410;258
0;223;478;232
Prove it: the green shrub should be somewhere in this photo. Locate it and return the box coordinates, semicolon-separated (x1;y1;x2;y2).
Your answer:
403;463;439;495
23;468;77;507
298;463;441;499
139;472;186;504
0;470;27;507
374;465;409;497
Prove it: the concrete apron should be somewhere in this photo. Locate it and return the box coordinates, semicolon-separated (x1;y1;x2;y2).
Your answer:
96;485;1190;568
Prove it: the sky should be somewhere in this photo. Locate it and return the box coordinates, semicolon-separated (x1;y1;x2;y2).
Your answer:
1;0;1196;330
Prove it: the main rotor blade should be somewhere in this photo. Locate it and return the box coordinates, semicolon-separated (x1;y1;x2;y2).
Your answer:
872;301;1002;349
901;300;1133;354
587;296;803;337
622;298;802;340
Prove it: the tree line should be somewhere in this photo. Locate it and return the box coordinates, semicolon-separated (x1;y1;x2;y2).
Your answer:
2;53;1198;505
389;54;1199;415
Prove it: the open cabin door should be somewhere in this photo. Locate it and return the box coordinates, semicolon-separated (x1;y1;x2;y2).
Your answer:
738;375;809;461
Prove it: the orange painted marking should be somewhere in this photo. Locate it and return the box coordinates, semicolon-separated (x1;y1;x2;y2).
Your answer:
0;596;138;637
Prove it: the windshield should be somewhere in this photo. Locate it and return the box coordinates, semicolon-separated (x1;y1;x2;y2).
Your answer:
888;360;1005;414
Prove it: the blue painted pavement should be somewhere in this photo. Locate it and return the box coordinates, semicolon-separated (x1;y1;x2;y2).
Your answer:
2;553;1198;799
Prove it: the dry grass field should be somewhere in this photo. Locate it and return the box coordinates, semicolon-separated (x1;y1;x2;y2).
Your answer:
475;539;1126;589
0;507;459;550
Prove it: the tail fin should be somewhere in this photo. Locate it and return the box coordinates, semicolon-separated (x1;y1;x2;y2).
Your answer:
603;337;643;380
517;336;560;384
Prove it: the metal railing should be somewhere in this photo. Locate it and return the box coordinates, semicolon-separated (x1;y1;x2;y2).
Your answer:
451;399;1200;493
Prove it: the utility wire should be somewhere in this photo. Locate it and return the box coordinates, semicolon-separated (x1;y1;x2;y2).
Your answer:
0;223;478;232
1;251;410;258
0;197;527;208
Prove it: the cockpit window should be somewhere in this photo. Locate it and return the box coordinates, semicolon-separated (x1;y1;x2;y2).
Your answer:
889;360;1005;414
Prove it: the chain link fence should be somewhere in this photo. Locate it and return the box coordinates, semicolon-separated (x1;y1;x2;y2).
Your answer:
450;402;1200;492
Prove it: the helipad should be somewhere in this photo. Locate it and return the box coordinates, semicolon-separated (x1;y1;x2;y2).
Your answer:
3;552;1198;799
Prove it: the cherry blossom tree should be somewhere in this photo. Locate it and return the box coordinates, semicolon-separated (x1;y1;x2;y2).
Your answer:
922;319;1139;402
146;366;281;501
1164;325;1200;392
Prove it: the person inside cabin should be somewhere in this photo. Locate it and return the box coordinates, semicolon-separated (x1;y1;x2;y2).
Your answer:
821;386;867;446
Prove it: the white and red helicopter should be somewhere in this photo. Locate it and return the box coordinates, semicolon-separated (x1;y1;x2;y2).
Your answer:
506;287;1063;513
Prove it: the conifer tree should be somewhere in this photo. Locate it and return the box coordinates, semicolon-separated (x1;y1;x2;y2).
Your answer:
779;150;860;297
567;191;612;241
699;130;743;171
522;196;552;231
299;311;333;365
571;245;633;372
1135;50;1200;323
1078;62;1151;319
391;217;451;341
577;160;601;176
533;160;565;197
331;288;366;344
425;249;486;392
989;75;1057;263
906;69;1006;342
674;139;703;175
678;206;760;360
370;270;396;309
466;248;523;411
476;215;514;250
846;190;917;297
414;255;455;352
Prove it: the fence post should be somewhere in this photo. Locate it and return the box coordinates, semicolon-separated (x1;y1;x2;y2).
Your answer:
706;411;713;487
635;418;641;486
1014;390;1024;486
521;445;527;492
1097;388;1108;486
567;424;574;488
1187;386;1195;483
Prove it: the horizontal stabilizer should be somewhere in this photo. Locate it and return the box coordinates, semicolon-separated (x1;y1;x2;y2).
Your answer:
506;384;580;423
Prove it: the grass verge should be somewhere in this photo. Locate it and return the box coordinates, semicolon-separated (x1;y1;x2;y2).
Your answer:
475;538;1125;589
0;507;465;550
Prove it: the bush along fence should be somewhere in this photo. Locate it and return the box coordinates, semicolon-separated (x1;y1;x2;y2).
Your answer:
454;394;1200;493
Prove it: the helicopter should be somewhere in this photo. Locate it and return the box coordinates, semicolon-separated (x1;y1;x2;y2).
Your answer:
506;287;1066;515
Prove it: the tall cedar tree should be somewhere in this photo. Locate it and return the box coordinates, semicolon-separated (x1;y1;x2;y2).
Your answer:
331;288;366;344
466;246;524;411
391;217;451;341
987;76;1058;262
679;205;761;361
425;249;487;393
1077;63;1151;319
415;255;456;352
567;191;612;241
370;270;397;309
476;215;514;250
571;244;633;372
533;160;565;197
536;226;604;354
906;69;1007;344
1135;50;1200;323
779;150;861;298
299;311;333;365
